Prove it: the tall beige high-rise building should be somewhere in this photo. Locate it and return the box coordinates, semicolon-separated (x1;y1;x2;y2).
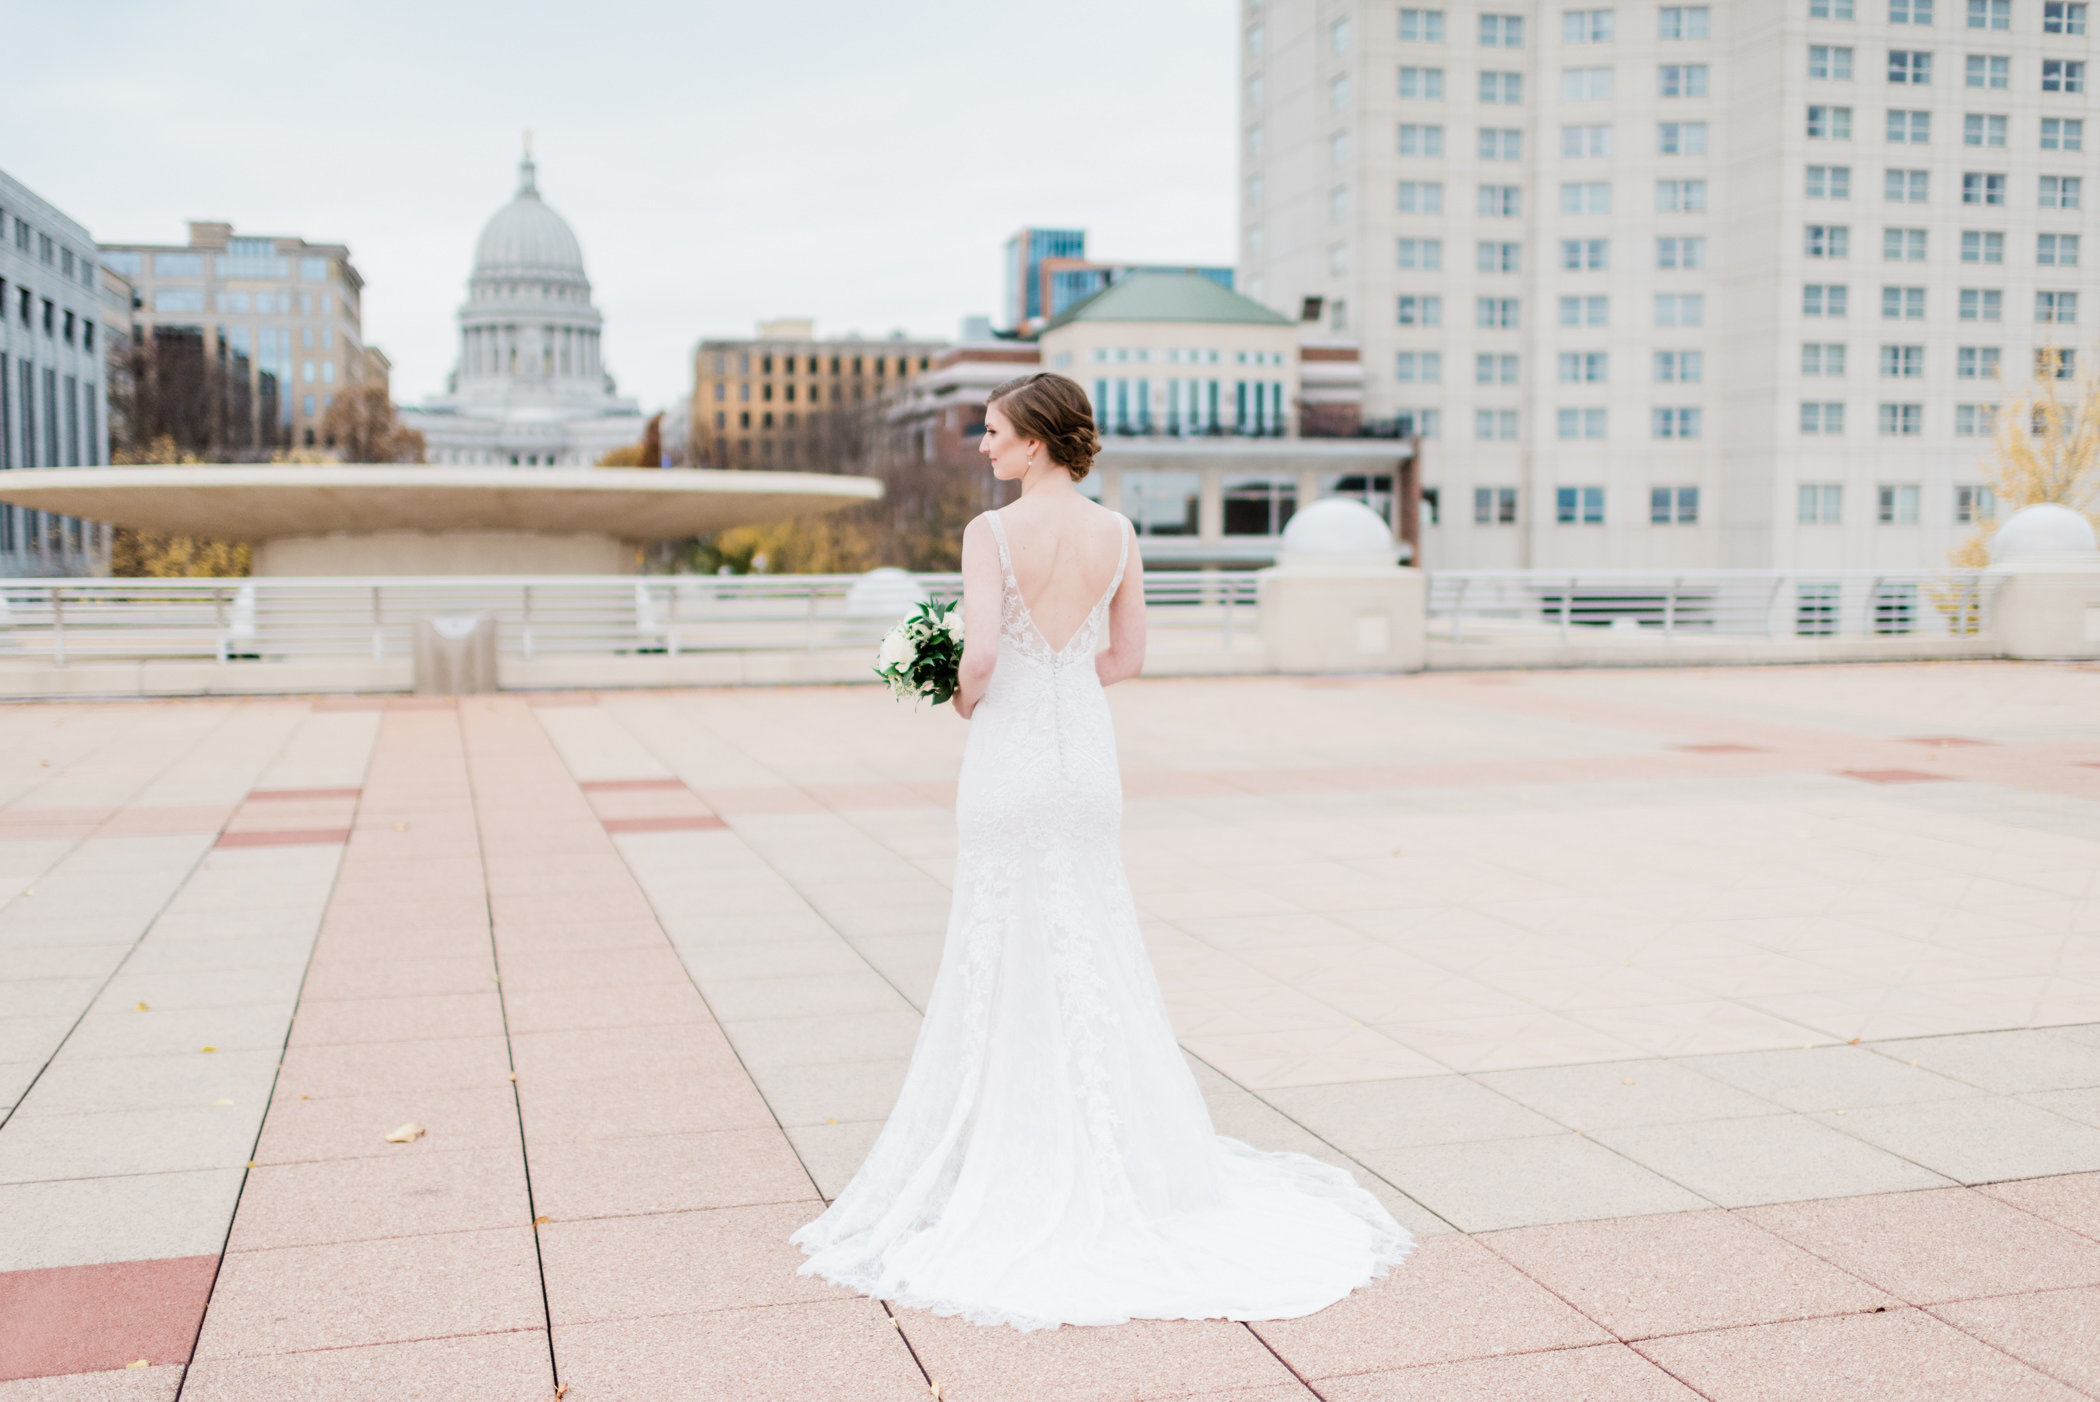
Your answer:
1240;0;2100;570
100;222;374;455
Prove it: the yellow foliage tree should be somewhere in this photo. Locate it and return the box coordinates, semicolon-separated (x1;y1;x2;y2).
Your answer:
108;436;252;577
597;413;662;468
1954;348;2100;565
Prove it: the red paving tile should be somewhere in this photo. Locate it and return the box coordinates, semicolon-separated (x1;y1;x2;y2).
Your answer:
245;787;362;802
212;829;351;849
1480;1208;1895;1340
1837;769;1952;785
497;982;710;1035
1743;1188;2100;1305
578;778;686;792
1981;1173;2100;1244
226;1147;530;1250
179;1329;550;1402
1934;1286;2100;1397
273;1034;515;1099
250;1085;522;1166
900;1311;1301;1402
1321;1343;1704;1401
525;1127;816;1221
1248;1233;1610;1379
515;1069;776;1142
600;814;728;833
1672;743;1769;755
536;1203;844;1323
286;991;508;1047
1634;1307;2086;1402
552;1300;930;1402
1902;736;1995;747
0;1255;219;1380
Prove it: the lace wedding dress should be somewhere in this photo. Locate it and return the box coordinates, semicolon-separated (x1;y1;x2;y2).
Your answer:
793;512;1409;1330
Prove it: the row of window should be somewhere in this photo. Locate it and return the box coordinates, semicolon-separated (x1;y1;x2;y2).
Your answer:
1809;166;2086;206
1395;7;1713;45
1811;0;2083;33
1810;227;2082;265
1396;64;1712;103
1398;236;1708;272
103;249;334;283
1802;284;2078;320
1813;46;2089;92
1395;294;1709;327
1390;121;1716;160
1403;350;1710;383
2;214;97;290
0;278;95;352
1087;347;1282;366
1809;108;2090;150
703;352;928;376
0;352;101;469
1802;402;2009;435
713;381;869;405
1466;483;1995;531
1383;181;1711;218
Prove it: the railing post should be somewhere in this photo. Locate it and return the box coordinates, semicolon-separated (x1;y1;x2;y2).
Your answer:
1560;578;1573;645
371;585;384;661
1664;578;1678;641
1451;576;1470;644
806;582;819;653
215;587;229;665
51;587;65;667
522;584;536;659
668;583;681;658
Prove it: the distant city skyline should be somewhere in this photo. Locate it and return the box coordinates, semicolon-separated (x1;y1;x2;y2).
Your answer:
8;0;1236;415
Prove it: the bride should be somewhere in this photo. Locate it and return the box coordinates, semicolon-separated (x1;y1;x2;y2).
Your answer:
793;372;1409;1329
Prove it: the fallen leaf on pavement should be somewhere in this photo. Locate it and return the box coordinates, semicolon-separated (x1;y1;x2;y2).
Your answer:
1848;1037;1861;1045
125;1360;148;1369
134;1002;150;1012
533;1216;551;1227
200;1046;217;1053
384;1122;425;1143
555;1385;569;1399
213;1099;233;1107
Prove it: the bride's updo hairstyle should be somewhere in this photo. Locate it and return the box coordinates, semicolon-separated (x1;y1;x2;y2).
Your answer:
987;372;1101;481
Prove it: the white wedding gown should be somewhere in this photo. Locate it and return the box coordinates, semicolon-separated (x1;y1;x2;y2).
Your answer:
793;512;1410;1330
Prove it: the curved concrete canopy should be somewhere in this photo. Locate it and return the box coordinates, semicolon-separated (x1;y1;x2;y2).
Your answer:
0;466;882;542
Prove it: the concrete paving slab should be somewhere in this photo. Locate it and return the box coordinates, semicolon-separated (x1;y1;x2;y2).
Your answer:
537;1202;843;1323
1356;1133;1712;1233
1260;1075;1562;1152
179;1329;550;1402
1816;1096;2100;1184
1592;1113;1955;1208
553;1299;928;1402
1477;1057;1783;1131
1878;1028;2100;1096
0;1366;186;1400
0;1105;262;1182
0;1171;244;1272
1685;1044;1986;1113
10;1051;280;1119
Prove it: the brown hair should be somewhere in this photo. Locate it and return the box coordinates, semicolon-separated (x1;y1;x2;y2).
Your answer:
986;372;1101;480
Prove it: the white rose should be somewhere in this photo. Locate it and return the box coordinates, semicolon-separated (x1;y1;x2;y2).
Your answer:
876;626;909;670
944;607;964;642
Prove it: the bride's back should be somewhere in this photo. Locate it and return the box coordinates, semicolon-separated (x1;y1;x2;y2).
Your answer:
995;493;1128;651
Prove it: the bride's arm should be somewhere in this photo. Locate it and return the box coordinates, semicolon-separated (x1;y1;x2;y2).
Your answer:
1096;520;1146;687
952;516;1003;719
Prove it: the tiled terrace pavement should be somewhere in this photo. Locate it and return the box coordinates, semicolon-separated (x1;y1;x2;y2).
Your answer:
3;662;2099;1400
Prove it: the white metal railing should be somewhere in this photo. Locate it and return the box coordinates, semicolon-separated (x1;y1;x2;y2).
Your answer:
1428;569;2001;645
0;572;1265;667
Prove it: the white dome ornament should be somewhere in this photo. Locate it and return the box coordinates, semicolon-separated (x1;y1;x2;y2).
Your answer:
1276;498;1403;570
1988;502;2100;570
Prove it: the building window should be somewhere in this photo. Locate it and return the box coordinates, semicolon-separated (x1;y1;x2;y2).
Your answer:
1564;123;1613;156
1955;404;1996;436
1656;235;1707;268
1222;476;1298;536
1479;127;1523;159
2037;290;2079;323
1480;184;1524;216
1807;104;1854;138
1803;343;1849;375
1399;8;1445;41
1476;409;1520;440
1885;227;1928;260
1331;130;1350;166
1556;486;1607;522
1477;353;1521;383
1560;181;1611;213
1966;54;2010;88
1880;344;1925;377
1807;165;1852;198
2042;59;2086;92
1658;121;1708;154
1878;404;1924;436
1563;9;1612;41
1563;66;1614;100
1556;410;1608;440
1963;113;2007;146
2041;175;2083;208
1971;0;2012;24
1811;0;1854;15
1330;75;1351;110
1959;230;2004;263
1659;63;1710;96
1806;224;1851;257
1959;287;2004;320
1480;71;1524;103
1882;285;1927;318
1396;295;1443;325
1955;484;1997;520
1397;180;1444;212
1892;0;1932;20
1957;346;2002;378
1560;295;1610;325
2043;1;2086;33
2037;347;2078;378
1395;351;1443;382
1560;239;1608;270
2038;233;2081;266
1810;45;1855;79
1331;17;1352;52
2041;118;2084;150
1804;284;1850;316
1801;402;1847;433
1655;350;1704;381
1474;487;1519;524
1653;407;1702;438
1652;487;1700;523
1889;51;1932;85
1658;179;1708;211
1398;66;1446;98
1799;484;1844;523
1397;123;1442;156
1886;168;1929;201
1655;293;1705;325
1124;471;1201;536
1889;111;1932;144
1330;187;1350;221
1398;237;1444;269
1480;13;1524;45
1878;483;1922;521
1559;351;1609;383
1473;241;1519;272
1660;6;1711;38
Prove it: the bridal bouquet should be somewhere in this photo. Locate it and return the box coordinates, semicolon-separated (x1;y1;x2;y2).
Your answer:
875;600;965;705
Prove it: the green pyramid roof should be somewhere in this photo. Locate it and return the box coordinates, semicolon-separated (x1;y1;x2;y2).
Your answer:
1040;271;1292;332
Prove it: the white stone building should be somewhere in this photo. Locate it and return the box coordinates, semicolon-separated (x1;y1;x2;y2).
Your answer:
404;149;644;466
1240;0;2100;569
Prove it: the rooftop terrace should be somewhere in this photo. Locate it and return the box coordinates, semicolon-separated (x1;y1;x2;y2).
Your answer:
3;660;2098;1399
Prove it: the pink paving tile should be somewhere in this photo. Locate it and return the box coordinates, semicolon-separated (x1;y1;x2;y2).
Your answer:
1634;1306;2085;1402
515;1068;775;1143
98;805;237;837
1902;736;1995;747
1981;1173;2100;1244
246;787;362;802
179;1329;549;1402
1671;743;1770;755
492;946;690;991
286;991;506;1047
1321;1343;1704;1401
1248;1233;1610;1379
899;1311;1299;1402
552;1299;929;1402
306;927;493;967
213;829;350;850
227;1147;530;1250
313;898;491;938
251;1085;522;1165
1479;1209;1895;1340
507;1023;744;1086
1742;1187;2100;1305
486;921;671;955
600;814;728;833
0;1255;218;1380
537;1202;846;1323
486;891;661;927
1934;1286;2100;1396
525;1128;816;1221
1838;769;1952;785
273;1035;515;1099
0;1367;185;1399
193;1228;544;1359
499;982;709;1035
578;778;686;792
296;955;498;1001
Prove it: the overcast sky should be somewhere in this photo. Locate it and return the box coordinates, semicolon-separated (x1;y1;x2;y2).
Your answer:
6;0;1237;413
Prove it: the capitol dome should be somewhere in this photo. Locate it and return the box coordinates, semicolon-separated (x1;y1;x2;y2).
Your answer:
472;153;587;284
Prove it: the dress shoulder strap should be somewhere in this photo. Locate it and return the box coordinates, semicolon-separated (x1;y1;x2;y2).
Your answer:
984;511;1016;582
1100;514;1132;609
